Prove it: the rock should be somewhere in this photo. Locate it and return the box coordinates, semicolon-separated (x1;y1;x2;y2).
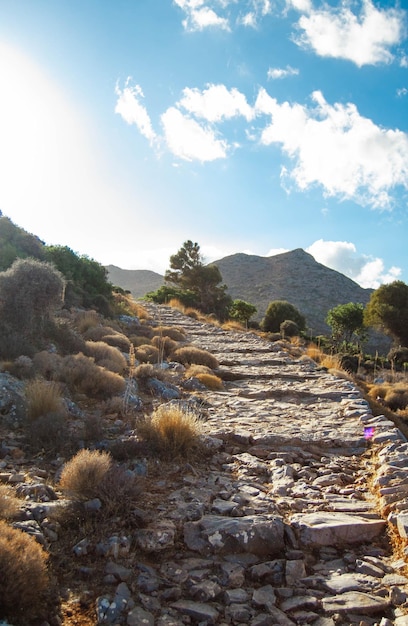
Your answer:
170;599;219;623
126;607;154;626
291;512;386;547
134;520;176;552
184;514;285;556
321;591;389;614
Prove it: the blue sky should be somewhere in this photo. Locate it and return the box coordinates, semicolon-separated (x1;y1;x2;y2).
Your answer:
0;0;407;288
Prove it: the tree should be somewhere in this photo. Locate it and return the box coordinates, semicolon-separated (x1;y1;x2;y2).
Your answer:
326;302;366;349
261;300;305;333
229;300;257;326
165;241;231;319
0;258;65;339
0;216;44;271
364;281;408;346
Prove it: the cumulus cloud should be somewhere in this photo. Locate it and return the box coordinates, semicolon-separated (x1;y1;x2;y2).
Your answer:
292;0;405;67
178;84;254;122
161;107;228;161
306;240;401;288
115;80;157;144
255;88;408;209
173;0;230;31
267;65;299;79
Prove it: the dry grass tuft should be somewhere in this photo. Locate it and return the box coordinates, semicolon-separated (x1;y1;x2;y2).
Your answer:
167;298;186;312
222;320;246;331
151;335;178;359
0;520;49;623
137;404;203;459
368;382;408;412
0;485;21;520
186;364;214;377
25;378;65;421
74;310;101;333
135;344;160;364
59;449;112;500
172;346;219;369
60;353;126;398
153;325;186;342
194;372;224;390
84;340;127;373
33;351;64;380
83;325;119;342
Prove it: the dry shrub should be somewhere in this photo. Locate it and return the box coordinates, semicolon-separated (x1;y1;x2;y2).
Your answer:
135;344;160;364
25;411;68;454
33;351;64;380
0;520;49;623
84;340;127;373
172;346;219;369
167;298;185;312
59;449;112;500
83;325;119;342
25;378;65;421
222;320;245;331
129;335;153;347
1;356;34;379
137;404;202;459
153;325;186;342
184;307;199;319
102;333;131;352
151;335;178;358
58;449;142;520
320;354;342;370
60;353;126;398
305;344;323;362
194;372;224;390
74;310;101;333
368;382;408;411
0;485;21;520
186;364;213;377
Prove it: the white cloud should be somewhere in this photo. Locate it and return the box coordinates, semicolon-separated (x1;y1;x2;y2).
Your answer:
265;247;290;256
267;65;299;79
293;0;405;67
397;87;408;97
178;84;254;121
161;107;229;161
306;240;401;288
115;80;157;144
173;0;230;31
286;0;312;13
255;88;408;209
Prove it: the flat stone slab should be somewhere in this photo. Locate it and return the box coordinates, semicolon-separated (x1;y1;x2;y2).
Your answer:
321;591;389;614
184;514;285;557
290;512;386;547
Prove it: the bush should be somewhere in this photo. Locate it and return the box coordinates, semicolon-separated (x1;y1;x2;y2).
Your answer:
33;351;64;380
135;344;160;364
136;404;202;459
59;449;112;500
101;333;131;352
153;326;186;342
0;258;65;341
84;340;127;373
388;347;408;370
280;320;300;338
25;378;65;422
186;364;213;377
0;520;49;623
261;301;305;333
60;353;126;398
74;310;101;334
151;335;178;358
25;411;69;454
0;485;21;520
194;372;223;390
171;346;219;369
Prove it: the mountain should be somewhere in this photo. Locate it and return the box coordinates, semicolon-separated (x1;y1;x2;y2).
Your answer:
214;249;372;335
107;249;374;336
106;265;164;299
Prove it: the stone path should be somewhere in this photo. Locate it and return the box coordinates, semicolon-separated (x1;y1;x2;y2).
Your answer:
125;302;408;626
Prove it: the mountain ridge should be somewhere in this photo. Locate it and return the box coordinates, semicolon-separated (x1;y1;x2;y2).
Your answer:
107;248;373;336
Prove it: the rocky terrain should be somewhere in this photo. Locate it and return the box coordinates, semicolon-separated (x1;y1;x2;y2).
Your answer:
1;302;408;625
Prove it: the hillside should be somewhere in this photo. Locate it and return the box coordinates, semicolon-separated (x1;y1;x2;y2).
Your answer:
214;249;373;335
107;249;373;336
107;265;164;299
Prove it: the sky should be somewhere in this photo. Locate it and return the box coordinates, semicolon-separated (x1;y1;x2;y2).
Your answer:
0;0;407;289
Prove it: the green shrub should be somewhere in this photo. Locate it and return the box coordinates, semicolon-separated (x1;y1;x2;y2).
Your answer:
280;320;300;338
0;520;49;623
261;301;305;333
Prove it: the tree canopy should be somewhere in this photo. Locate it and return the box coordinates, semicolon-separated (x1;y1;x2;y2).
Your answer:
364;280;408;346
261;300;306;333
326;302;366;348
164;241;231;319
